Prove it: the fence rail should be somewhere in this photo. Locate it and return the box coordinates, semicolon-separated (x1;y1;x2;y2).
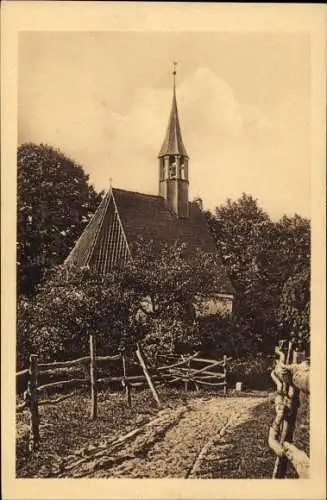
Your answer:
37;353;121;371
16;342;229;451
156;354;229;394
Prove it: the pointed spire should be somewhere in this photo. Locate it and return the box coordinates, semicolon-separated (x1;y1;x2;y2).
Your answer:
158;62;188;158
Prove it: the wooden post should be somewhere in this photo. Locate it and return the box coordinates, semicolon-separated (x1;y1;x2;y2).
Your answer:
122;349;132;407
184;357;190;392
272;341;301;479
27;354;39;451
273;387;300;478
292;349;299;364
89;334;97;420
286;340;293;364
136;346;161;408
223;355;227;396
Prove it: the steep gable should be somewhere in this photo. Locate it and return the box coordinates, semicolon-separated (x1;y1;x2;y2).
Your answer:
63;189;130;275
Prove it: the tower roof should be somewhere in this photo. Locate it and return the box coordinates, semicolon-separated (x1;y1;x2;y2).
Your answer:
158;81;188;158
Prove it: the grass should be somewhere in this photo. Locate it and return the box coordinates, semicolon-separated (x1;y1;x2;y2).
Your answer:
16;387;190;477
16;386;309;479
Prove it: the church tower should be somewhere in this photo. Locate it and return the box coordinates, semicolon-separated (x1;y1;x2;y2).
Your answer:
158;63;189;218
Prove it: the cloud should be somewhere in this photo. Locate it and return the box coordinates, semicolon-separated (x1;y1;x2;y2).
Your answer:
18;66;310;219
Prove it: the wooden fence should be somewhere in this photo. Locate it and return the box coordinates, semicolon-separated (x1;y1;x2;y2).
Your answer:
268;340;310;478
16;338;229;451
16;336;123;451
155;353;230;394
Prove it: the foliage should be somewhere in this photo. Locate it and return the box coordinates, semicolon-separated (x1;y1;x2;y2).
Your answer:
18;241;225;364
141;318;201;364
125;239;228;319
207;194;311;353
197;315;259;359
17;156;311;363
21;269;139;363
207;194;276;352
122;240;229;363
17;143;102;296
16;296;35;369
277;268;310;352
227;355;275;390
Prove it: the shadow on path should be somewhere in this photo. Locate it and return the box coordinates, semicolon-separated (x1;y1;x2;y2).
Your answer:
196;399;298;479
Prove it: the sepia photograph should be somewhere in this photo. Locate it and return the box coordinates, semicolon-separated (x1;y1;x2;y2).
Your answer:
1;2;326;500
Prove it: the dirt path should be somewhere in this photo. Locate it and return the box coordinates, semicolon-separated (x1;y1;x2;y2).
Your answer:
57;396;268;478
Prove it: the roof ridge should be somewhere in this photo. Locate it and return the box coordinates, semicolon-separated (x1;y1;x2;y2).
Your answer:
113;187;163;200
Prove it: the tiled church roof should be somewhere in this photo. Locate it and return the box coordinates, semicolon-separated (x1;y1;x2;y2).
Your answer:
113;188;213;251
63;188;234;294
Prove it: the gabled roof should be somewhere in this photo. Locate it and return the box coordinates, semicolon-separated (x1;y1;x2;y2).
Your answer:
158;89;189;158
113;188;213;252
63;188;234;294
63;189;130;275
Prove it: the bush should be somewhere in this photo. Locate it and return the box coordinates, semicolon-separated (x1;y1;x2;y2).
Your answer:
227;355;275;391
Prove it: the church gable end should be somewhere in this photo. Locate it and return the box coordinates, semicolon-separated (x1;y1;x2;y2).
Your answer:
64;189;130;276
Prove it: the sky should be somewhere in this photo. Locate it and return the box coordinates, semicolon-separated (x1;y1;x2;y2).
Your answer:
18;31;311;220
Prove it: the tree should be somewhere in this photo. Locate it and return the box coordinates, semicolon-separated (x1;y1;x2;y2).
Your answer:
17;143;102;296
21;269;138;364
122;240;228;361
18;240;227;364
269;214;310;282
207;194;276;351
125;239;228;321
277;268;310;352
207;194;311;354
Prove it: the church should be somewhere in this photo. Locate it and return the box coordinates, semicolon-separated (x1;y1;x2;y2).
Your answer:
64;67;234;314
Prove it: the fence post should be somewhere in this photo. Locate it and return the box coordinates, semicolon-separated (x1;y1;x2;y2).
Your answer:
292;349;299;364
89;334;97;420
272;341;301;478
184;357;190;392
273;386;300;478
286;340;294;364
27;354;39;451
223;355;227;396
136;345;161;408
122;348;132;407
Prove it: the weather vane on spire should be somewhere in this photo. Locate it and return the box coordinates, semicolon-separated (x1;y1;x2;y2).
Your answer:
173;61;177;89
